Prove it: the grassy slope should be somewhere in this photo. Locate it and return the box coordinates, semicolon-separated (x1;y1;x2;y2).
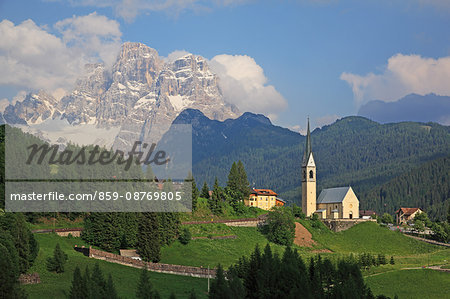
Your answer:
365;269;450;299
297;220;450;298
26;221;450;298
160;226;287;268
24;234;208;299
298;220;440;255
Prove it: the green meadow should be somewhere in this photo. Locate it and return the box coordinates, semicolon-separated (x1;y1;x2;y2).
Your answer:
24;220;450;298
24;234;208;299
365;269;450;299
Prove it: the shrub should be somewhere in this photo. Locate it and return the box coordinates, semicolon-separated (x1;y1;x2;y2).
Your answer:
266;207;295;246
380;213;394;224
179;228;192;245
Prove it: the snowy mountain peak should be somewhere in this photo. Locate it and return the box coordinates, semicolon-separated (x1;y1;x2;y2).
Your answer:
3;42;240;150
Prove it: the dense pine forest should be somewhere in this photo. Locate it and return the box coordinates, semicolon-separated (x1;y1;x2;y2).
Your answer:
2;111;450;219
362;155;450;220
179;110;450;214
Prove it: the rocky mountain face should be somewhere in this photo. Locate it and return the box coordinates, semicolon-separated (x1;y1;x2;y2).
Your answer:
1;42;240;150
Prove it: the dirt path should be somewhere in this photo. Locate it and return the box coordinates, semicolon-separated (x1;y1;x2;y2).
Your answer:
294;222;317;247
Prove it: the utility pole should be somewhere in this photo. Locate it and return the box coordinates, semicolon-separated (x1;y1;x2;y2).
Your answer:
207;265;210;293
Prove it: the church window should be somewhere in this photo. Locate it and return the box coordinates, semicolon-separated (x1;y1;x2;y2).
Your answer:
309;170;314;179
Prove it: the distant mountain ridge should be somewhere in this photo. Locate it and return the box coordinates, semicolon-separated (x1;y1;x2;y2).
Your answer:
358;93;450;125
164;109;450;209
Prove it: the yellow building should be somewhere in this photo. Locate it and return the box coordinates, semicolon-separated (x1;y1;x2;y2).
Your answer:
316;187;359;219
245;189;284;210
301;118;360;220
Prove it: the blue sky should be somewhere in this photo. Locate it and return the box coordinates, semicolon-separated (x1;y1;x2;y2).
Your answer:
0;0;449;131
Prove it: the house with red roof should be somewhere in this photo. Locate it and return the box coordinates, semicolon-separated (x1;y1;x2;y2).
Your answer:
245;188;285;210
395;207;423;225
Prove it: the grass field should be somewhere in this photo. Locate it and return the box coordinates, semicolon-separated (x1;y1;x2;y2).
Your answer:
24;234;208;299
160;226;287;267
365;269;450;299
184;223;233;238
179;198;267;222
25;220;450;298
298;220;440;255
28;217;85;230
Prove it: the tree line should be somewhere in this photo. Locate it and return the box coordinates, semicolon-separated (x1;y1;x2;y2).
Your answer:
209;244;394;299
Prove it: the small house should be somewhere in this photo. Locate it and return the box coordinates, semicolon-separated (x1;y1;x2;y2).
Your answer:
395;208;422;225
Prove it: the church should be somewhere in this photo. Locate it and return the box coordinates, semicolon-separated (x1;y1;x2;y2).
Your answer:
301;119;359;219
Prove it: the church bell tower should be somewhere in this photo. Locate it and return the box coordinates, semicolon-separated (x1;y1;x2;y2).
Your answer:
302;118;316;217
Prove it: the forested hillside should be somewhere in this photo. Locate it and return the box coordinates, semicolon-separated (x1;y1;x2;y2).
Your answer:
169;109;450;205
362;155;450;221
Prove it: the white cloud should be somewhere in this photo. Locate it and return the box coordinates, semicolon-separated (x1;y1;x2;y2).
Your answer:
341;54;450;106
164;50;191;63
209;54;288;120
289;124;306;135
69;0;250;22
0;98;9;113
54;12;122;67
0;13;121;100
11;90;27;105
314;114;340;128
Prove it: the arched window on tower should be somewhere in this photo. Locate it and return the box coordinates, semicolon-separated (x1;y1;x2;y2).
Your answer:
309;170;314;179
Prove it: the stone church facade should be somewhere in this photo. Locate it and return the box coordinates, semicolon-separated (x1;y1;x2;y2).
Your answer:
301;119;359;219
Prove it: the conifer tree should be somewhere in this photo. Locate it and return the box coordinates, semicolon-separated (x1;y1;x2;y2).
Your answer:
91;263;106;298
0;244;22;299
105;274;119;299
183;172;199;211
158;212;180;246
69;266;87;299
46;243;68;273
236;161;250;200
200;181;210;199
137;212;161;262
136;268;154;299
390;256;395;265
210;178;223;215
227;162;239;192
209;264;231;298
191;175;199;211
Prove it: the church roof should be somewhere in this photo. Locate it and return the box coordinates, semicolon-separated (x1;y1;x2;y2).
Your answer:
317;187;352;204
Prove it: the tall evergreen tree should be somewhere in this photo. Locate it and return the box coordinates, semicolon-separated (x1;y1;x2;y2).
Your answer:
0;243;24;299
137;212;161;262
227;162;239;192
183;172;199;211
136;268;154;299
200;181;210;199
158;212;180;246
91;263;106;299
46;243;68;273
209;264;232;299
69;266;87;299
105;274;119;299
191;175;199;211
210;178;223;215
236;161;250;200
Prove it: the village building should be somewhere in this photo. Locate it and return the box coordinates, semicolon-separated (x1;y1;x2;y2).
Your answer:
359;210;377;219
395;207;423;225
301;119;360;219
245;189;285;210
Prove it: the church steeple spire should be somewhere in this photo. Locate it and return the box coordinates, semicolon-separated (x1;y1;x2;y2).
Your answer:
301;117;316;217
303;118;312;165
